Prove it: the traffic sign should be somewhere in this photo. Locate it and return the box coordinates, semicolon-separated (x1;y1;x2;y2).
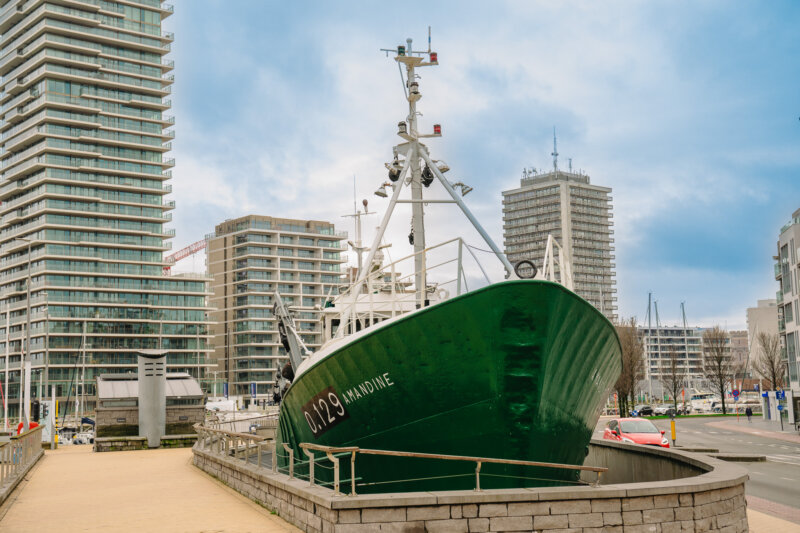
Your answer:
732;389;739;398
777;404;784;411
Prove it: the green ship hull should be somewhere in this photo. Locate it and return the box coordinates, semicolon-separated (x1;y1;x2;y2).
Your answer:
276;280;621;493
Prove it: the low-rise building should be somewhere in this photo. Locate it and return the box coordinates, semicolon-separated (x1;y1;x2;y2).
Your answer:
95;372;204;439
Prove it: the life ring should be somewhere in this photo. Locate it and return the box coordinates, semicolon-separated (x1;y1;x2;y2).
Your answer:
514;260;537;279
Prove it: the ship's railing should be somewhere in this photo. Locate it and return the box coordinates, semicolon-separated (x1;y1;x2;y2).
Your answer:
0;425;44;491
332;234;573;337
333;237;491;335
295;443;608;496
193;422;608;495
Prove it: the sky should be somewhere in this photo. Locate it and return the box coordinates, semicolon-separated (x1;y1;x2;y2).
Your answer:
163;1;800;330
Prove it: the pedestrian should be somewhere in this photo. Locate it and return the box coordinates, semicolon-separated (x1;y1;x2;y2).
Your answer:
745;406;752;423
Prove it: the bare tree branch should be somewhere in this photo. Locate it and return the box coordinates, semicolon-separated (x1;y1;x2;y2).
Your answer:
614;317;645;417
660;345;686;412
702;326;735;414
753;332;785;390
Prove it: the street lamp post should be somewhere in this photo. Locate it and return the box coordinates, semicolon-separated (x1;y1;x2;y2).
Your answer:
43;296;49;405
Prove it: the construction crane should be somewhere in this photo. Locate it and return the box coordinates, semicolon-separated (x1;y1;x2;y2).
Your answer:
163;239;207;275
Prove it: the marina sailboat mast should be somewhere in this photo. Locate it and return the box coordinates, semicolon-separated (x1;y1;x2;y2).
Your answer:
349;32;514;316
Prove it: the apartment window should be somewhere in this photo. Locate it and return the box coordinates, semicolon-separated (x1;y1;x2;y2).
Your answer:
298;261;313;270
280;236;294;244
299;238;314;245
280;260;293;268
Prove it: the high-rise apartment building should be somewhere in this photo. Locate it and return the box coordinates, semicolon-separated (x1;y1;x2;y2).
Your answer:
502;152;616;319
775;208;800;400
208;215;346;403
0;0;212;420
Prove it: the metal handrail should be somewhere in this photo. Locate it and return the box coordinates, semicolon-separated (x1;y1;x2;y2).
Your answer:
0;425;44;488
193;421;607;495
298;442;607;494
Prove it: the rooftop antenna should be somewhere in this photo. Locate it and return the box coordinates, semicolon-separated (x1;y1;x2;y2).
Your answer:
568;158;572;173
427;25;431;53
551;127;558;172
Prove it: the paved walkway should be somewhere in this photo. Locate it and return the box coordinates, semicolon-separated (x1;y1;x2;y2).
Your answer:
1;442;797;532
749;508;800;532
0;445;299;532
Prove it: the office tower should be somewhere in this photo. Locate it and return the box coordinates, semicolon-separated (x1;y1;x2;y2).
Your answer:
775;208;800;397
502;139;616;320
207;215;346;404
0;1;212;421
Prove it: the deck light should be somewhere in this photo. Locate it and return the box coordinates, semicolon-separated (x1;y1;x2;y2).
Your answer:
397;45;406;56
398;121;407;135
388;156;402;181
434;160;449;173
453;182;473;196
430;52;438;63
421;165;434;187
433;124;441;135
374;182;393;198
409;82;419;95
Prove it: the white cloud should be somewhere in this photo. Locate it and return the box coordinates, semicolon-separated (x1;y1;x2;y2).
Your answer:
164;1;799;324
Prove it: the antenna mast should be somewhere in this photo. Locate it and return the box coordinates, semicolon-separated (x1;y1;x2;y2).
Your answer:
337;32;515;335
551;127;559;172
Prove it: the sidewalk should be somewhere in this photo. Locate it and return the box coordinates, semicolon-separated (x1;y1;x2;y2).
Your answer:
0;445;300;532
706;416;800;444
748;502;800;532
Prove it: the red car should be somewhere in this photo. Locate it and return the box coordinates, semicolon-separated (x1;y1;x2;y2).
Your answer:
603;418;670;448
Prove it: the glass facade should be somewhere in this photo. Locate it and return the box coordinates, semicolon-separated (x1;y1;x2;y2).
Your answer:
208;216;346;402
0;0;211;421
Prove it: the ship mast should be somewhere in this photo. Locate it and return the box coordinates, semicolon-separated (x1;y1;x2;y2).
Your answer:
335;32;514;336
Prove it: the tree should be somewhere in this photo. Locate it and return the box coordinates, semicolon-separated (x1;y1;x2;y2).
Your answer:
702;326;735;414
614;317;645;417
753;332;785;390
659;346;685;413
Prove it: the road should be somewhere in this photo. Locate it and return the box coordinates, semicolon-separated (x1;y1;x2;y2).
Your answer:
594;416;800;514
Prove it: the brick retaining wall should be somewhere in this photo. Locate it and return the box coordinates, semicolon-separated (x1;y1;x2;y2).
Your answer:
192;440;749;533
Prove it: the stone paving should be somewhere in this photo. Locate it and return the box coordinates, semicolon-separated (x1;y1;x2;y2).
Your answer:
0;444;299;532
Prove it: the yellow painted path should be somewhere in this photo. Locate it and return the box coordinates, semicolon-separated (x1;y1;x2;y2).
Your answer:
0;445;299;533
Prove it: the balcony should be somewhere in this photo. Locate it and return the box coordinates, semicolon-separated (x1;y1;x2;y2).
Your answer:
775;263;782;279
